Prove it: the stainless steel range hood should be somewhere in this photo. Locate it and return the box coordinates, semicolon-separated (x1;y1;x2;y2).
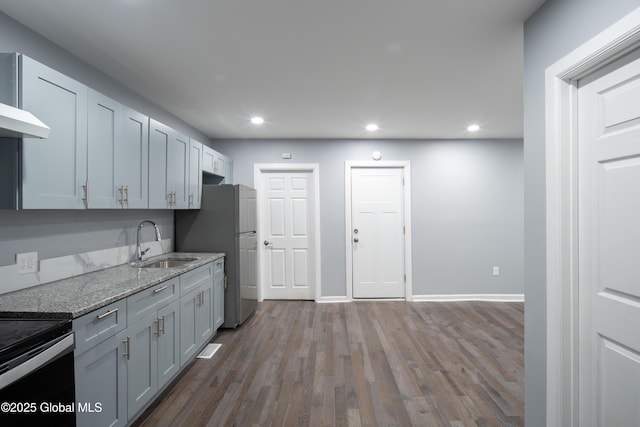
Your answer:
0;102;50;139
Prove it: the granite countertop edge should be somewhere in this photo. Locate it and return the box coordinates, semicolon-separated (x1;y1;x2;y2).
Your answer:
0;252;225;319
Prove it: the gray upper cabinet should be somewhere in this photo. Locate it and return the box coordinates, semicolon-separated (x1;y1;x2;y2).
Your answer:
148;119;170;209
21;55;88;209
119;107;149;208
149;119;188;209
167;132;189;209
188;139;203;209
87;89;120;208
0;53;227;211
224;157;233;184
88;91;149;209
202;144;225;178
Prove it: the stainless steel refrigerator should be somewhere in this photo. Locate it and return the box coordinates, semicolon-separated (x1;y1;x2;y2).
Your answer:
175;184;258;328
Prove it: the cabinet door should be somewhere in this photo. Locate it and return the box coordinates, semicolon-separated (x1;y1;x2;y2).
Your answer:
168;131;189;209
87;89;120;209
189;139;203;209
224;157;233;184
148;119;169;209
157;299;180;389
214;153;226;177
127;313;158;418
75;329;128;427
118;107;148;208
202;145;215;174
213;259;225;330
196;283;214;344
20;55;87;209
179;288;198;366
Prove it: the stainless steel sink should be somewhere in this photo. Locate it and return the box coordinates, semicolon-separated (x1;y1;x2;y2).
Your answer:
136;257;198;269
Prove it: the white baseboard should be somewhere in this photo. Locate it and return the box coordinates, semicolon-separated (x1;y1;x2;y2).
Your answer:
316;296;351;303
412;294;525;302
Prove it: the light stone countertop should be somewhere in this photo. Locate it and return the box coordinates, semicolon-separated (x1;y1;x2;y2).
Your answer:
0;252;224;319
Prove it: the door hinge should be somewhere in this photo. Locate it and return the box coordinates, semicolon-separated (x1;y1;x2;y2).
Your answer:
403;226;405;235
404;274;406;283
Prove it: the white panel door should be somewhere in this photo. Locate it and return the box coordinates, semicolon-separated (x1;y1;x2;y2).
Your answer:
351;168;404;298
578;49;640;426
261;172;314;300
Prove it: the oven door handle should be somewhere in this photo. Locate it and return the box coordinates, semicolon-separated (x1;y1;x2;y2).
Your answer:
0;332;74;390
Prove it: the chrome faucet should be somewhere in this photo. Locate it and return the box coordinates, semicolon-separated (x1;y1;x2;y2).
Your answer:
135;220;162;262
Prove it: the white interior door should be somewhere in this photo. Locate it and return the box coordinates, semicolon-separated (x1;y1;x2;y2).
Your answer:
260;171;315;300
351;167;404;298
578;48;640;426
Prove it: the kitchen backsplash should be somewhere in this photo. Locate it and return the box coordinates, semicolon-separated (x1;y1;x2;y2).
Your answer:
0;238;172;295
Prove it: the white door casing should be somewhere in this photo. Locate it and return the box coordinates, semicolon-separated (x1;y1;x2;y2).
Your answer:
255;164;321;301
345;161;412;300
544;7;640;426
577;49;640;426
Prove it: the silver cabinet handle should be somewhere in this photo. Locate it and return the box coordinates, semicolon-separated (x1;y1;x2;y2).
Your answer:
155;318;160;336
160;315;165;335
189;193;193;207
96;307;118;320
124;185;129;205
82;182;88;205
118;185;124;206
123;336;131;360
153;285;168;294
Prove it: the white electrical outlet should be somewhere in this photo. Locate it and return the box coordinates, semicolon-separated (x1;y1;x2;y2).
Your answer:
492;266;500;277
17;252;38;275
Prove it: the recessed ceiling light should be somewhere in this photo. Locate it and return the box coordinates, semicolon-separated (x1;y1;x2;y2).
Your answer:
365;123;379;132
250;116;264;125
467;124;480;132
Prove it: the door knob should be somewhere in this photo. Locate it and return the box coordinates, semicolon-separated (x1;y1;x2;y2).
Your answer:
353;237;359;243
264;240;270;246
354;228;359;234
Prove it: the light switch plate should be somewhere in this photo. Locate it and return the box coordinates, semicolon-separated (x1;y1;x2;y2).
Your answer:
17;252;38;274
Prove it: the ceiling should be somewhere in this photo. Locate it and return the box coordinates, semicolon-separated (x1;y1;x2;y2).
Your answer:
0;0;545;140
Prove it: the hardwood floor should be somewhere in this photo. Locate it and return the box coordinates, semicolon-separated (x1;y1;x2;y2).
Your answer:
135;300;524;427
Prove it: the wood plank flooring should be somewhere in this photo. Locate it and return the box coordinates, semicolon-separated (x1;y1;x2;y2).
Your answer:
134;300;524;427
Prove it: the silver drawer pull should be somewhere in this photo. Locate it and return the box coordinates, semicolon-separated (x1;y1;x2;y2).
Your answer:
123;336;131;360
96;308;118;319
154;285;169;294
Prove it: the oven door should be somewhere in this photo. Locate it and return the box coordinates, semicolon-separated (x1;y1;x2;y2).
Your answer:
0;331;75;426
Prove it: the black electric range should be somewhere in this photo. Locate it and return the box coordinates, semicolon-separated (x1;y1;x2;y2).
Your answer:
0;316;75;426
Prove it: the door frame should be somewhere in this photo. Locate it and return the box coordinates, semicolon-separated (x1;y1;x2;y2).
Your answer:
254;163;321;302
544;7;640;426
345;161;412;301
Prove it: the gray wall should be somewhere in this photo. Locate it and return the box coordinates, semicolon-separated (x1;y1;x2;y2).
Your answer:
523;1;640;425
212;138;524;298
0;12;204;271
0;210;173;266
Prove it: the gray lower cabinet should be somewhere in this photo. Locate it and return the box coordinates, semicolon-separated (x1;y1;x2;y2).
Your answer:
74;262;220;426
126;298;180;419
179;263;214;366
74;328;128;427
213;258;225;330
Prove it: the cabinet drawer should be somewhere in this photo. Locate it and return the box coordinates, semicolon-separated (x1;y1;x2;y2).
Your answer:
180;262;213;296
73;299;127;356
127;277;179;325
